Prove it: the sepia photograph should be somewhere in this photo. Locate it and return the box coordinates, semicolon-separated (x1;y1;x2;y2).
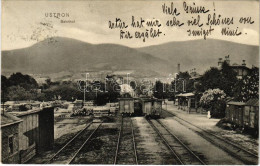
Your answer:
1;0;259;164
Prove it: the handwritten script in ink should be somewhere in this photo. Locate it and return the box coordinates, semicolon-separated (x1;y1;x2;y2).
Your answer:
108;1;255;42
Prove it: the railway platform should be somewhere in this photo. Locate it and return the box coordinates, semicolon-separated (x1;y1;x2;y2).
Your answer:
163;102;258;155
163;102;219;130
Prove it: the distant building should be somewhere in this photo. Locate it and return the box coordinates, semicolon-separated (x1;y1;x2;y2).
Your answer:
1;112;22;163
188;68;202;91
217;55;250;79
230;62;250;79
34;77;50;85
189;68;202;81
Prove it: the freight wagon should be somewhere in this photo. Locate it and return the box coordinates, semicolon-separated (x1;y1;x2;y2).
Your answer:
139;97;163;118
118;94;163;117
118;97;135;115
153;99;163;117
134;99;143;116
225;99;259;135
226;101;245;126
244;99;259;130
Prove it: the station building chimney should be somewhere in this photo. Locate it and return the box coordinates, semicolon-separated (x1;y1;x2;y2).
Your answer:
177;63;180;73
242;60;246;66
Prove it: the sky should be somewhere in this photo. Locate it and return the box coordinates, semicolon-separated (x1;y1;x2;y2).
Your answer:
2;0;259;50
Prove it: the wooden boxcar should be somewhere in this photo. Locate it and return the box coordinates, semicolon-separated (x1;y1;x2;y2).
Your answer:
134;99;143;116
141;98;153;116
139;98;162;117
153;99;163;117
226;99;259;133
225;101;245;127
244;99;259;129
118;98;134;115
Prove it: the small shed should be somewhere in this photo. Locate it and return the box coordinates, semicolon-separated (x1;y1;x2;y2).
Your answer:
176;93;196;112
10;107;54;163
1;112;22;164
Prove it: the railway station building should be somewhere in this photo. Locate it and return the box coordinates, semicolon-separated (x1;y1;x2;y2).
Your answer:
175;93;198;113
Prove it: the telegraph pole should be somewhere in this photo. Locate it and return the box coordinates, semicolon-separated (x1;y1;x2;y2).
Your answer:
84;84;86;103
183;80;185;92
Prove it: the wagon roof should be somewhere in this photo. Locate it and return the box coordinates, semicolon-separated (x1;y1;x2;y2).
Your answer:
176;93;195;97
9;106;53;117
1;112;22;128
227;101;245;106
245;99;259;106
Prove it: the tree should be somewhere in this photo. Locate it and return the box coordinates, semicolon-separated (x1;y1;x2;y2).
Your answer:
220;61;238;96
199;88;226;118
6;86;34;101
43;84;81;101
153;81;164;99
173;71;195;93
153;81;174;99
1;75;9;102
1;75;8;90
200;67;222;91
199;62;237;97
2;73;41;101
8;72;38;90
233;67;259;102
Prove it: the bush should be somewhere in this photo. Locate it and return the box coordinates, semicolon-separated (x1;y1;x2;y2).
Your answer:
200;88;226;118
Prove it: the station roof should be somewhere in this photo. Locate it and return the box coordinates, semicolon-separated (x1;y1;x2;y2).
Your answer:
1;112;22;128
93;106;110;111
227;101;245;106
176;93;195;97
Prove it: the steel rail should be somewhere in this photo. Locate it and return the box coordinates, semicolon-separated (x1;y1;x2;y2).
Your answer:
114;117;123;165
68;122;103;164
164;109;258;164
130;118;138;165
147;119;184;165
47;122;93;163
156;120;206;165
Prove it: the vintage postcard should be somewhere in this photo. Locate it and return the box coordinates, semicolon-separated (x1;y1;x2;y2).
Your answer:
1;0;259;164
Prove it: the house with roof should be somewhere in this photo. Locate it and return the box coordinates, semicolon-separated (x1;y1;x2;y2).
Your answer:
217;56;250;79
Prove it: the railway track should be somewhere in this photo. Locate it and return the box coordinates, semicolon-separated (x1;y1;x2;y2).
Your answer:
114;117;138;165
47;122;102;164
164;109;258;165
147;118;206;165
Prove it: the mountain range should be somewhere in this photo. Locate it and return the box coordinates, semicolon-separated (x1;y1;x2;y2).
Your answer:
138;39;259;74
2;37;259;80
